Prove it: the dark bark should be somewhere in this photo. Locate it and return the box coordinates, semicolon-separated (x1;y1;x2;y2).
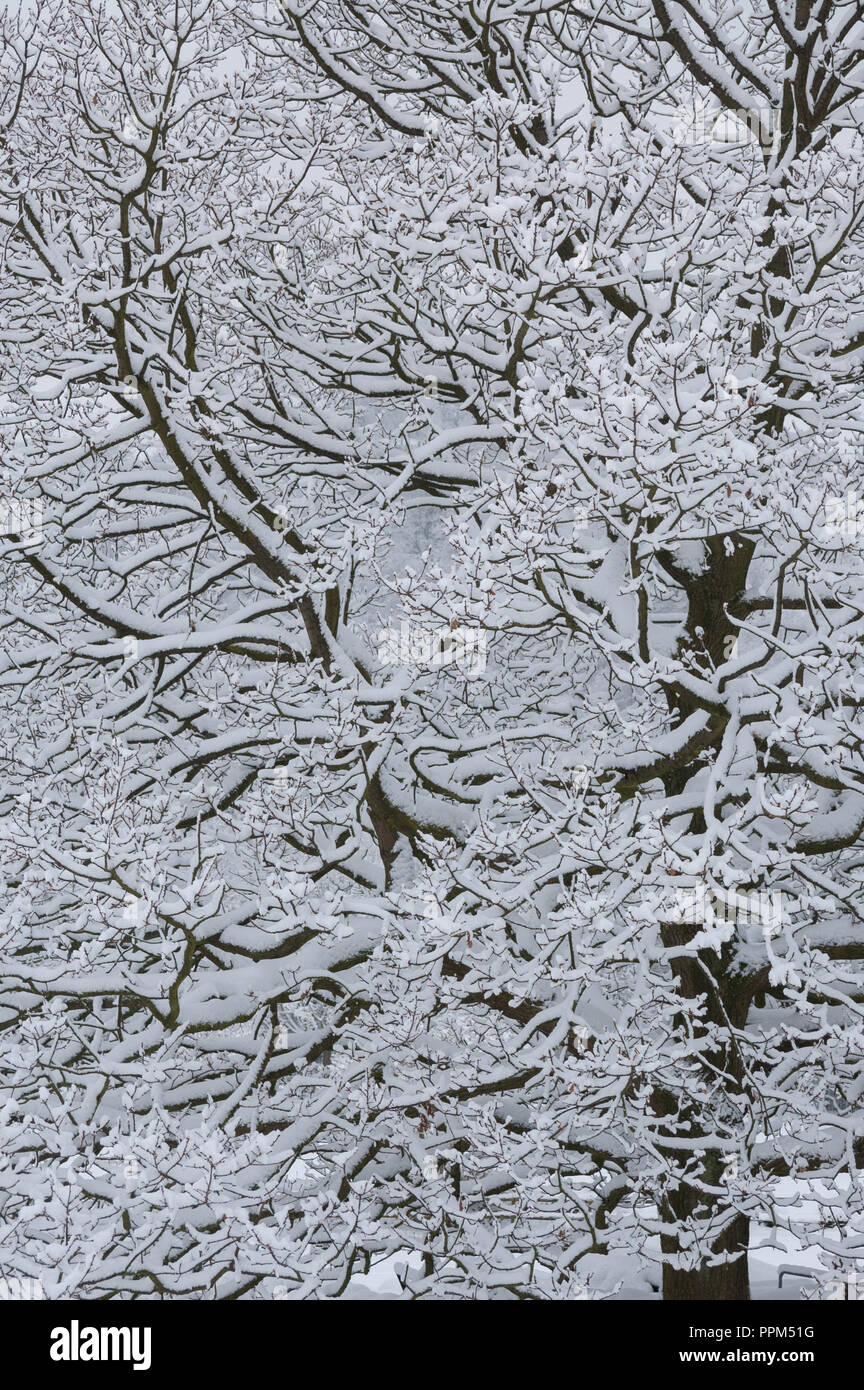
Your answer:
663;1213;751;1300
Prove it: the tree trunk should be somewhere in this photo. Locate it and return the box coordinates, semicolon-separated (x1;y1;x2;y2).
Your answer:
663;1212;751;1300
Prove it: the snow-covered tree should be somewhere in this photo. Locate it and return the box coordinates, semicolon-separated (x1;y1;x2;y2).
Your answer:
3;0;864;1300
